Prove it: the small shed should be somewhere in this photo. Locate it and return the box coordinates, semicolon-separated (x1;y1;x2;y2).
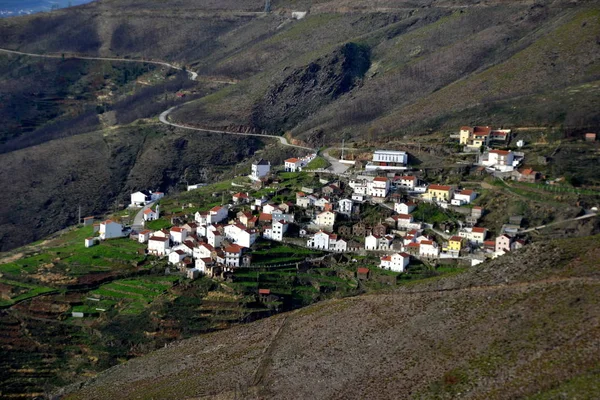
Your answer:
357;267;370;280
584;133;596;142
84;238;96;248
83;216;94;226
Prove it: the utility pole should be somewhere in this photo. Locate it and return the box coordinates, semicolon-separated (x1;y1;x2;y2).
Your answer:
78;205;81;226
264;0;271;13
341;138;345;161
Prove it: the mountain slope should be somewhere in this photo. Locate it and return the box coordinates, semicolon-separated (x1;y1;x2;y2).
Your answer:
58;235;600;400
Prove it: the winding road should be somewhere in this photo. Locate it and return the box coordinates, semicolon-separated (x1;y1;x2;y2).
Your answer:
0;47;315;151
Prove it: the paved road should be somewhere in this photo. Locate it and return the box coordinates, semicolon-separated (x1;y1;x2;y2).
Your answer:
322;148;352;174
132;202;154;231
518;212;598;233
0;48;199;81
1;47;316;151
159;107;314;150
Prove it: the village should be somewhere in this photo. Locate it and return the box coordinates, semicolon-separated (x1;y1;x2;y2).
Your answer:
79;125;592;283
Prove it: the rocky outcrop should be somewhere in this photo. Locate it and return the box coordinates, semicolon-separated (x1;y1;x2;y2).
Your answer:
251;43;371;133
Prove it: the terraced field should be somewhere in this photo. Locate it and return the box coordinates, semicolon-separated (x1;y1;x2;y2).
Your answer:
88;276;180;315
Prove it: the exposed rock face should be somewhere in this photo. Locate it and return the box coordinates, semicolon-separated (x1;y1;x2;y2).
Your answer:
251;43;371;133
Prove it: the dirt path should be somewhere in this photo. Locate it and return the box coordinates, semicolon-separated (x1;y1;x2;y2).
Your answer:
251;315;289;387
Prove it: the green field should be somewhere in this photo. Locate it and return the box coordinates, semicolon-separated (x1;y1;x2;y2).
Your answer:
88;276;180;315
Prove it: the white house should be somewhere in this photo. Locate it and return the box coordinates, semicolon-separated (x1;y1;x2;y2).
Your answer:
452;190;477;205
99;220;122;240
334;238;348;252
194;211;209;225
208;206;228;224
131;190;152;207
284;157;303;172
143;207;159;221
480;150;517;172
148;236;170;256
264;219;289;241
262;203;279;215
224;244;244;268
394;202;416;215
394;213;414;228
224;224;257;248
315;211;336;231
84;237;95;248
251;159;271;181
352;193;365;202
307;231;334;250
365;234;393;250
232;192;250;204
380;252;410;272
368;177;390;199
169;227;187;244
207;228;223;248
195;257;214;275
496;234;513;252
168;250;186;266
458;227;487;244
338;199;353;215
138;229;152;243
296;193;317;208
365;234;379;250
419;240;439;258
396;175;417;190
194;242;214;260
314;197;331;211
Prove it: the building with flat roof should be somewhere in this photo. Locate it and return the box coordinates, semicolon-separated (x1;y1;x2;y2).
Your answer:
365;150;408;171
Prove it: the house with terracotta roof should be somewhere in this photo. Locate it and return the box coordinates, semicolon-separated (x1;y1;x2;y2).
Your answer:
452;189;478;205
513;168;540;183
206;228;223;248
459;126;492;150
169;227;187;244
445;236;464;254
232;192;250;204
168;249;186;266
496;234;513;253
148;236;170;256
480;149;522;172
585;132;596;142
284;157;302;172
356;267;370;280
368;176;390;199
395;175;417;190
224;244;244;268
195;257;214;275
419;240;439;258
365;234;394;251
142;207;158;221
422;184;454;202
138;229;152;244
459;226;487;244
380;252;410;272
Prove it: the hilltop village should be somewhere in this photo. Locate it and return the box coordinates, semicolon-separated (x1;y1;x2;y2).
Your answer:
82;125;599;281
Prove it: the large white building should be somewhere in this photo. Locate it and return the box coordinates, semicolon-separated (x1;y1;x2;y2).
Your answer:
365;150;408;171
315;211;336;231
251;159;271;181
99;220;122;240
148;236;170;256
480;150;519;172
368;177;390;199
263;219;289;241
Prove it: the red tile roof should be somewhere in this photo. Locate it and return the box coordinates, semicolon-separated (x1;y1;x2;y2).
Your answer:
407;242;420;248
224;244;243;253
171;227;185;233
210;205;223;212
489;149;510;155
285;158;300;163
373;177;388;182
473;126;492;135
399;252;410;258
258;288;271;295
357;267;370;274
472;227;487;233
460;190;474;195
397;213;412;220
449;236;463;242
381;255;392;261
399;175;416;180
143;208;155;214
149;236;168;242
428;184;452;191
420;240;433;245
259;213;272;222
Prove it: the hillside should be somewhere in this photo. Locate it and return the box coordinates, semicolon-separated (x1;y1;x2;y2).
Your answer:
58;234;600;399
1;0;599;250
